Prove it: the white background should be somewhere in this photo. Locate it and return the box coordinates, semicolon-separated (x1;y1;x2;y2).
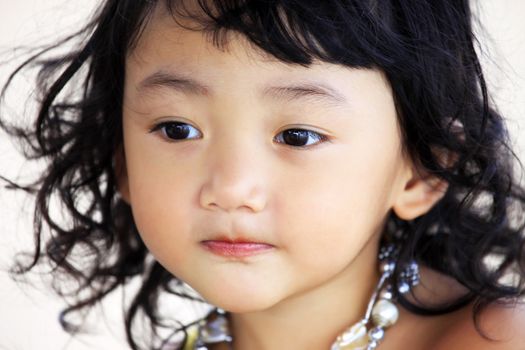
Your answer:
0;1;524;349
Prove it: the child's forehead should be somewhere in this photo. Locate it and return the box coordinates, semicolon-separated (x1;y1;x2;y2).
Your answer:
131;9;333;77
135;0;342;65
126;0;390;101
134;3;278;64
126;21;386;103
127;0;390;77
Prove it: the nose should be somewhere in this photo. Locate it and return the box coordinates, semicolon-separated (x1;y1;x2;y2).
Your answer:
199;141;268;213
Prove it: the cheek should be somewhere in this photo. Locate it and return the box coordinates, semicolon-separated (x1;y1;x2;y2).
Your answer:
123;130;196;268
275;137;402;272
131;181;192;269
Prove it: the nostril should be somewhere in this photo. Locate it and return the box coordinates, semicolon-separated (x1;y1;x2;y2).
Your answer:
199;183;267;213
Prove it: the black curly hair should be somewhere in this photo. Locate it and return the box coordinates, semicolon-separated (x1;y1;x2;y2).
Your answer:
1;0;525;349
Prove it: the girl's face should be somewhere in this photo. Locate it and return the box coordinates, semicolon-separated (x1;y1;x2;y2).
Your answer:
120;10;414;312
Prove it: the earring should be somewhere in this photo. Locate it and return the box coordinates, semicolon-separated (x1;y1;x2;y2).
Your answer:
398;259;420;294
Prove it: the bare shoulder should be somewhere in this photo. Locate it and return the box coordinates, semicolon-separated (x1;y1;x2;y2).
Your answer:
433;300;525;350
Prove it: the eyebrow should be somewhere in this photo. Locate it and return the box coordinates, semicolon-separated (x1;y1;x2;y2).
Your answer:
137;70;348;107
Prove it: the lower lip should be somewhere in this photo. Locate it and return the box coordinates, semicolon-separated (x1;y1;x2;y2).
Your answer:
201;240;274;258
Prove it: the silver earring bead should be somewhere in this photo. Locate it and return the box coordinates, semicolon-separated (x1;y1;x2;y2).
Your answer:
378;244;398;261
195;308;233;348
379;260;396;274
366;340;379;350
368;327;385;343
378;285;394;300
397;259;420;294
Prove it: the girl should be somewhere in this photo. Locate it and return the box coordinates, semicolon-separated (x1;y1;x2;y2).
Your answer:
1;1;525;349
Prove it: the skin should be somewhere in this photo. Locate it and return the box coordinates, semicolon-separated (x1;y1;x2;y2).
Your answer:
115;5;504;350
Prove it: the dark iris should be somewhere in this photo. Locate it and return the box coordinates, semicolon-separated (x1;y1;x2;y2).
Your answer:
282;129;310;146
163;123;190;140
154;122;323;147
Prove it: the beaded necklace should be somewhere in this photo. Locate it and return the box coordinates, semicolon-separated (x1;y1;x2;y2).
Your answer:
184;244;419;350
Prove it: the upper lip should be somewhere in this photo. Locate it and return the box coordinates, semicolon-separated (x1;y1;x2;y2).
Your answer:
202;235;273;245
203;235;271;245
200;218;274;245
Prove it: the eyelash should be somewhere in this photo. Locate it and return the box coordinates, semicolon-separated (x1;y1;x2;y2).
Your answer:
149;121;330;149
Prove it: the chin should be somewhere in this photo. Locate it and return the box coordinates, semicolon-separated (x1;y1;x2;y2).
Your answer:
212;298;277;314
198;285;282;313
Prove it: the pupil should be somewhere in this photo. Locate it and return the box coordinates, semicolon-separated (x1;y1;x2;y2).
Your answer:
165;123;189;139
283;129;308;146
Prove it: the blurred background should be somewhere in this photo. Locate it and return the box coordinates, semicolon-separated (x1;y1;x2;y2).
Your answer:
0;1;524;349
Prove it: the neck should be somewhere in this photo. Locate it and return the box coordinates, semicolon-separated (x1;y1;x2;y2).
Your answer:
228;238;381;350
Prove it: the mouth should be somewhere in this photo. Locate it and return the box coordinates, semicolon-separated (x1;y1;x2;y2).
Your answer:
200;238;274;258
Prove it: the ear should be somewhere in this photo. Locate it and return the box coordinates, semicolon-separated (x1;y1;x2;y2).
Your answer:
392;150;453;220
392;170;448;220
113;145;131;204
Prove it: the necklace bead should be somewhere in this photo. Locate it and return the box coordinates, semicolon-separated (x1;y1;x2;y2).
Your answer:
330;319;368;350
371;299;399;328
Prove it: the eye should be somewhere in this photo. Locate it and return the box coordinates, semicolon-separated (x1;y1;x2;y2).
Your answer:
150;122;328;148
274;128;329;148
150;121;201;141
